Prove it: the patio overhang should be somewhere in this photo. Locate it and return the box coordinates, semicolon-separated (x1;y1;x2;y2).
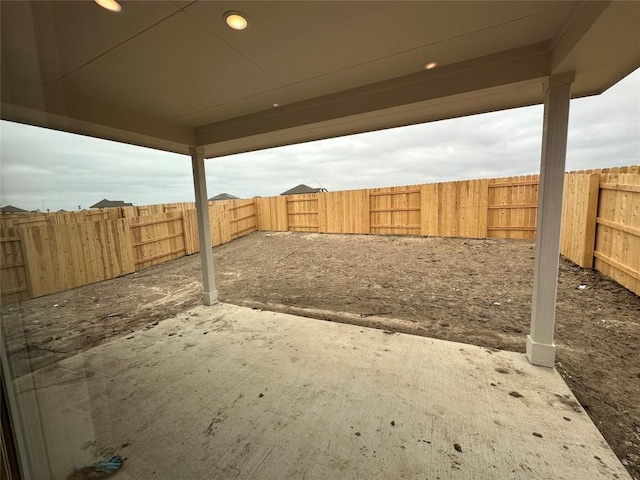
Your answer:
1;1;638;156
1;1;639;366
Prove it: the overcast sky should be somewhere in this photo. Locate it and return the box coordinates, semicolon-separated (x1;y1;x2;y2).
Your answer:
1;69;638;212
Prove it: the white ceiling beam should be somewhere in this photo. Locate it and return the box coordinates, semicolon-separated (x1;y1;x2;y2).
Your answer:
196;43;550;151
200;78;546;159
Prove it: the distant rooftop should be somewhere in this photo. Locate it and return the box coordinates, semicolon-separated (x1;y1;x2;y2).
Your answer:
90;199;133;209
208;193;240;201
281;184;328;195
0;205;28;214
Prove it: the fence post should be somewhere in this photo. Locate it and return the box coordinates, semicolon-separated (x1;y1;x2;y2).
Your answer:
560;172;600;269
580;174;600;269
479;179;489;238
17;227;33;300
367;189;372;234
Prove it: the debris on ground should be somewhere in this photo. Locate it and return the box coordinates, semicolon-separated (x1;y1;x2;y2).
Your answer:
68;455;124;480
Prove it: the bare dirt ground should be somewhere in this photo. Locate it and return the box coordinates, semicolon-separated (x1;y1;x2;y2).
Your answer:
3;231;639;478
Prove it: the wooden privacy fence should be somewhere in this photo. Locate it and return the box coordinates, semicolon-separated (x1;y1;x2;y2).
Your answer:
258;176;539;240
0;228;29;305
0;199;258;304
561;170;640;294
4;220;136;299
1;166;638;304
258;167;639;294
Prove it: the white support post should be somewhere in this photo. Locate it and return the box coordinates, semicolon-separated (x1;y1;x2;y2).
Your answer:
527;73;574;367
190;146;218;305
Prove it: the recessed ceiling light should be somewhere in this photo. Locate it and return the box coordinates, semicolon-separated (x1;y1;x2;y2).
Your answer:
94;0;121;12
425;61;438;70
225;12;248;30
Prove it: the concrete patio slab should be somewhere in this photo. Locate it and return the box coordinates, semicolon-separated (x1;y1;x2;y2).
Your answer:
14;303;630;480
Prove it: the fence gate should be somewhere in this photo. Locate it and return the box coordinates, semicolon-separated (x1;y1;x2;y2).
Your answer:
286;195;319;232
369;187;421;235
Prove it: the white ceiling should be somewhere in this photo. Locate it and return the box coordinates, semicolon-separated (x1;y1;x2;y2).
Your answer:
1;1;639;157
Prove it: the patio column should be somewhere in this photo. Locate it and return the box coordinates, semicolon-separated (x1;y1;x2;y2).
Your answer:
190;146;219;305
527;73;574;367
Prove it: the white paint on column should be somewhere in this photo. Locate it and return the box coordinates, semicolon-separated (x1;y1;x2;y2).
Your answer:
527;73;574;368
190;146;218;305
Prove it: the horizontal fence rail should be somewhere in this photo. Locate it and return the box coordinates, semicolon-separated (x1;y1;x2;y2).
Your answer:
1;165;638;304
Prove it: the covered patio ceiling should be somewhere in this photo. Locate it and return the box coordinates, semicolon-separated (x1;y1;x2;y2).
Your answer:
1;1;639;158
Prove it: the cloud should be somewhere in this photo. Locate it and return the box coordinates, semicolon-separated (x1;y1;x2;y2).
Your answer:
1;69;638;211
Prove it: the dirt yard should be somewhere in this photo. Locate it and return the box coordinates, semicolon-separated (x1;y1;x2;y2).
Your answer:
3;231;639;478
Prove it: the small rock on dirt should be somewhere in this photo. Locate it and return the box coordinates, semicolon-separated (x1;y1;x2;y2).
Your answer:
495;367;509;374
258;393;264;398
454;443;462;452
509;391;523;398
355;432;361;436
532;432;543;438
390;420;395;426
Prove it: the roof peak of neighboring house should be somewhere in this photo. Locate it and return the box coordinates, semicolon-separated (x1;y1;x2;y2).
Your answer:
90;198;133;208
208;193;240;201
280;184;328;195
0;205;29;214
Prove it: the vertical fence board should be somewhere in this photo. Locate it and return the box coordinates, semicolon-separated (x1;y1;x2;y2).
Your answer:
421;184;438;236
182;209;199;254
319;189;369;234
256;196;288;231
209;201;230;245
560;173;599;268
